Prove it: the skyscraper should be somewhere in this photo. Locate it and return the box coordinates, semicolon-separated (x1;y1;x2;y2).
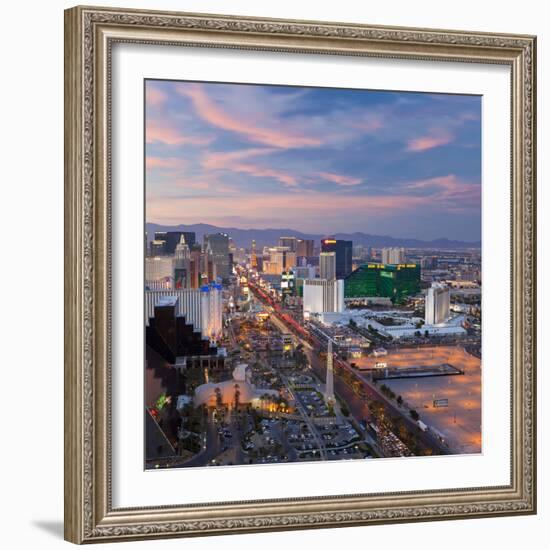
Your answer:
149;239;166;256
189;247;202;289
145;256;174;286
281;270;296;297
425;283;451;325
296;238;315;258
263;246;295;275
250;239;257;269
201;283;223;341
381;247;406;264
302;279;344;316
321;238;353;278
154;231;196;254
174;235;191;289
278;236;297;252
145;283;222;341
319;251;336;280
204;233;231;282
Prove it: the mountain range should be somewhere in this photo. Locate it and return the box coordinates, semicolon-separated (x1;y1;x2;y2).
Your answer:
145;222;480;250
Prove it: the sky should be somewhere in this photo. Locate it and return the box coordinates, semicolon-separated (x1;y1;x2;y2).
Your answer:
145;80;481;241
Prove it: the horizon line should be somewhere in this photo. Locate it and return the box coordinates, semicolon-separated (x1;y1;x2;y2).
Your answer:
145;221;481;244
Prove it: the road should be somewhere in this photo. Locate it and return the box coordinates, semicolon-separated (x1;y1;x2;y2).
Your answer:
178;409;221;468
248;285;450;456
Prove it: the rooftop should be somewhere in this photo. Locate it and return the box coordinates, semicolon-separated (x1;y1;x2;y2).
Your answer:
156;296;178;307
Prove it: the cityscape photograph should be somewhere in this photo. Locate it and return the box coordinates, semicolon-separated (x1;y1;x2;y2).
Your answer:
144;79;482;469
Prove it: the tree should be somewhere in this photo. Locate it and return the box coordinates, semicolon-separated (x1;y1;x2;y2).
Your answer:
397;395;403;406
409;409;420;421
214;387;223;410
233;384;241;410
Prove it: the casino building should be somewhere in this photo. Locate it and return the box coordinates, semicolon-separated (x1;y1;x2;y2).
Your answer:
321;238;353;279
344;263;421;304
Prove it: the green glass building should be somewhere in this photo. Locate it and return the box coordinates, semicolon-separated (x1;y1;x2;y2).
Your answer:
344;263;420;303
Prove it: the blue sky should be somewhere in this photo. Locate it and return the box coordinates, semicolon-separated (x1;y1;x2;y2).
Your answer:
145;80;481;241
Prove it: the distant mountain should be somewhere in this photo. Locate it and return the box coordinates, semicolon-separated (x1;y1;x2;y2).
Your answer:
145;222;480;250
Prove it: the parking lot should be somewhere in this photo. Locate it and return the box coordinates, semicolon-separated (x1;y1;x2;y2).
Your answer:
380;346;481;454
294;389;331;417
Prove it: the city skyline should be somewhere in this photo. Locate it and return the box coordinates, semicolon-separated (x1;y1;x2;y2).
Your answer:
146;80;482;241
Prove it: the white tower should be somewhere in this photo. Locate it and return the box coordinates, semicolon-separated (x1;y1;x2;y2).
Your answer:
325;339;335;405
425;283;451;325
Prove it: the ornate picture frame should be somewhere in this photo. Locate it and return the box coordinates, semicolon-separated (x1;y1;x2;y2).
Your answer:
64;5;536;544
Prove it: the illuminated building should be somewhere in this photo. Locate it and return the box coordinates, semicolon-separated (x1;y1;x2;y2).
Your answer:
278;236;297;252
381;247;406;264
145;283;222;341
281;270;296;297
201;283;223;341
303;278;344;316
319;251;336;280
188;247;202;288
425;283;451;325
174;235;191;289
296;238;314;258
193;364;278;409
282;333;294;354
250;239;257;269
202;247;217;284
321;238;352;278
146;256;173;286
264;246;295;275
344;263;420;303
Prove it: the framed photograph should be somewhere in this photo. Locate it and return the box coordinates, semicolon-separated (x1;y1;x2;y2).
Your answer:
64;5;537;544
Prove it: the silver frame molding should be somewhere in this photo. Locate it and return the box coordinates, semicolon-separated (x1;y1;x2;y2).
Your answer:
64;5;537;544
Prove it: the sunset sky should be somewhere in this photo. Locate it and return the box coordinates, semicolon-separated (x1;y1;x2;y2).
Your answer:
145;80;481;241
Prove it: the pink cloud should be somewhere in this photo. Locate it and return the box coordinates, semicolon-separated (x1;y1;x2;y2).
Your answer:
202;148;299;187
178;84;322;149
178;181;211;190
404;174;480;208
146;118;213;146
202;148;273;169
406;129;454;152
351;115;384;132
146;156;187;170
317;171;362;186
146;87;168;109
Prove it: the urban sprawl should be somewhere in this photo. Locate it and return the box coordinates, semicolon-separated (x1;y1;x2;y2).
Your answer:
145;230;482;469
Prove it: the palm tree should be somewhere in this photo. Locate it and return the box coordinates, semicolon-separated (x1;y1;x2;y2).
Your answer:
215;387;223;410
234;384;241;410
